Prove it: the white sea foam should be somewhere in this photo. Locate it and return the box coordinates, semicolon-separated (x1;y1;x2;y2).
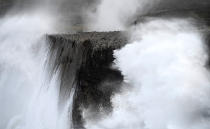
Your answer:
85;18;210;129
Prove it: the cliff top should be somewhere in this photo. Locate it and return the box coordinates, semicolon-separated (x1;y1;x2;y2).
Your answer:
47;31;128;50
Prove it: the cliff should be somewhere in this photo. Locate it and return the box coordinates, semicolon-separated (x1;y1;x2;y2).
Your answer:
47;31;128;128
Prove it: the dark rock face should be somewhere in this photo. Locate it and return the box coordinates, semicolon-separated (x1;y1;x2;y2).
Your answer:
47;31;128;129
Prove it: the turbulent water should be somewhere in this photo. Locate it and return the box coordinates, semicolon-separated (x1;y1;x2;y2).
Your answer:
0;13;73;129
1;0;210;129
85;18;210;129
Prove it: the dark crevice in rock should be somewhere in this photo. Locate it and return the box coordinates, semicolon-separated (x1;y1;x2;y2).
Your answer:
73;47;124;128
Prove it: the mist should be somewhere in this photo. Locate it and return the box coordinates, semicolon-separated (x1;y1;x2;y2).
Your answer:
0;1;71;129
0;0;99;32
1;0;210;129
86;0;159;31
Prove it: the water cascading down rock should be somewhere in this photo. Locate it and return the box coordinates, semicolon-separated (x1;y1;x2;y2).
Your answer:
47;31;128;128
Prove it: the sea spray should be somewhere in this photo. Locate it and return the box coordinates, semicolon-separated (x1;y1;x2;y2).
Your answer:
85;18;210;129
0;13;73;129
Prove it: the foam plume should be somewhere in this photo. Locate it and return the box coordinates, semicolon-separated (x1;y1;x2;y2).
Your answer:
85;18;210;129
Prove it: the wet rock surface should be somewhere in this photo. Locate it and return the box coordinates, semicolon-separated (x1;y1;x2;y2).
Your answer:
47;31;128;128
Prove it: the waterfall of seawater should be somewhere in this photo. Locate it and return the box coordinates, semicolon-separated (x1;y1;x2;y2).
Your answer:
85;18;210;129
0;13;73;129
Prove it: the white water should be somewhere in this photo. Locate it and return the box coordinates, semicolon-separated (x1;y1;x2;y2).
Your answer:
85;18;210;129
1;1;210;129
0;13;73;129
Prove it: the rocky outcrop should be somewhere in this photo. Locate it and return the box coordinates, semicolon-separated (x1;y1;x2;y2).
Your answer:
47;31;128;128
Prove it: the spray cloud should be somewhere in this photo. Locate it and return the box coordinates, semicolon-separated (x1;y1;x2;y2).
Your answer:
84;18;210;129
0;0;77;128
1;0;210;129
